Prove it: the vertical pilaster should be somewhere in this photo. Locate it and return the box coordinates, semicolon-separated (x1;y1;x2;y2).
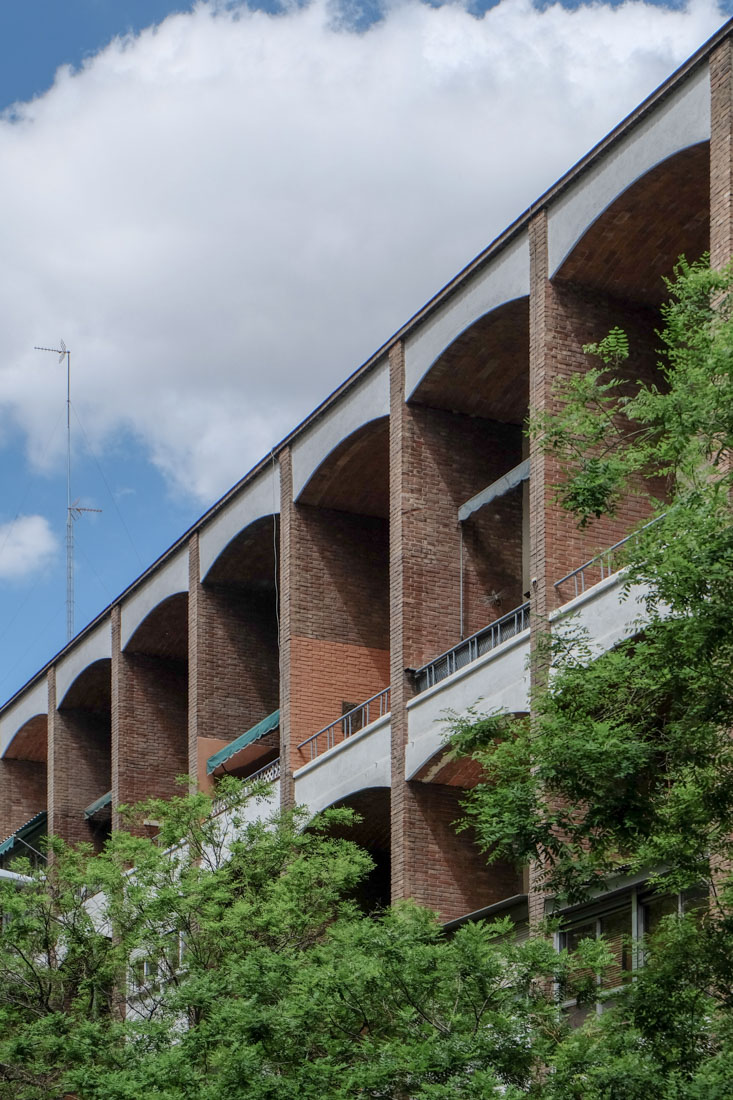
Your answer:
388;340;411;906
711;40;733;271
278;446;295;808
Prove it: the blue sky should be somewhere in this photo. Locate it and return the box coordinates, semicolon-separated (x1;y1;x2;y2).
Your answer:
0;0;729;705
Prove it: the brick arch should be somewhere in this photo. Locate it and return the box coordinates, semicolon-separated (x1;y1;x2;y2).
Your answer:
410;711;530;786
3;713;47;763
555;143;710;306
410;297;529;425
201;513;279;588
297;416;389;518
123;592;188;661
309;786;391;911
57;657;111;712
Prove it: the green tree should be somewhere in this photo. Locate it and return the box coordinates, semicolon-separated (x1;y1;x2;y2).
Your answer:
0;778;596;1100
449;256;733;1094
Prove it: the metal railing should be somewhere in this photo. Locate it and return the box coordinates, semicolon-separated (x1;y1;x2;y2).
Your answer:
212;757;281;817
298;687;391;761
554;515;664;601
413;601;531;695
246;757;281;785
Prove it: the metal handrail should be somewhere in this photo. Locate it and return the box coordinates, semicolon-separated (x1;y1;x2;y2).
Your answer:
298;687;391;761
413;601;531;695
211;757;281;817
554;514;664;601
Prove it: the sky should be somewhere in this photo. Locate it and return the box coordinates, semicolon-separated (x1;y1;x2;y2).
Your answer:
0;0;729;705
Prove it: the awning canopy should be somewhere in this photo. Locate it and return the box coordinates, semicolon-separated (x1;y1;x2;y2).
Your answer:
0;810;47;860
206;710;280;776
458;459;530;523
84;791;112;820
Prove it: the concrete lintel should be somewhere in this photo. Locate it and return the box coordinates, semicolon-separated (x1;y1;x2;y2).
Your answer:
291;358;389;502
120;548;188;651
0;677;48;759
55;619;112;709
548;65;710;277
199;463;280;581
405;633;530;780
404;231;529;400
293;714;391;816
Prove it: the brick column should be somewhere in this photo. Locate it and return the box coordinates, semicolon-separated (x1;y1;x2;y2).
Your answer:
278;447;295;808
111;605;188;831
280;443;391;797
48;667;110;848
711;40;733;271
188;532;279;790
388;341;519;922
0;758;47;844
528;211;663;923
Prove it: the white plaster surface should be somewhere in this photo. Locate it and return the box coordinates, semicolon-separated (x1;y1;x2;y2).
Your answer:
292;359;389;501
404;232;529;400
548;66;710;276
405;632;530;780
294;715;391;815
199;463;280;581
550;572;651;657
121;548;189;651
214;782;281;844
56;619;112;708
0;676;48;758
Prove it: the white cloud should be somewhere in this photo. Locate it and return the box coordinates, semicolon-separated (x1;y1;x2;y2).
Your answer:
0;515;59;581
0;0;725;501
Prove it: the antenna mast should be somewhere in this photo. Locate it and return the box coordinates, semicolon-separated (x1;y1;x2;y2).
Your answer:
34;342;100;642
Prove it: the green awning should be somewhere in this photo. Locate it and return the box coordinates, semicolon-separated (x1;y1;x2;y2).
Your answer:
206;710;280;775
84;791;112;819
0;811;47;859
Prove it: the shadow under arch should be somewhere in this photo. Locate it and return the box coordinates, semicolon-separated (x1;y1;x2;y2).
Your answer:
297;415;389;518
195;514;281;790
410;296;529;426
554;143;709;305
308;786;391;913
53;656;112;849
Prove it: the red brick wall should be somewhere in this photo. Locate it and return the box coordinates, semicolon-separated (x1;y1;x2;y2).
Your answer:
283;496;390;773
0;758;47;845
389;341;523;917
188;533;279;786
711;42;733;271
48;667;111;848
401;781;522;922
111;606;189;830
399;404;523;669
531;217;664;618
279;448;295;807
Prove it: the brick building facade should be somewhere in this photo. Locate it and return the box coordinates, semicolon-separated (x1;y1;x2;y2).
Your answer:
0;22;730;926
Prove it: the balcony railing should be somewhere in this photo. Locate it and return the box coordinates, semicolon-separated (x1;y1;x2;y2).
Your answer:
212;757;281;817
413;601;531;695
298;687;391;762
554;515;664;602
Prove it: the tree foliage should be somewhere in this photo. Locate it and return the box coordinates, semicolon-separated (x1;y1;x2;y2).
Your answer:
449;256;733;1093
0;778;592;1100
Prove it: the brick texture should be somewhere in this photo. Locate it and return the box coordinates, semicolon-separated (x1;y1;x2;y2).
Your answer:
0;758;47;845
111;604;189;831
711;41;733;271
188;533;279;788
286;502;389;770
389;341;523;917
48;666;111;849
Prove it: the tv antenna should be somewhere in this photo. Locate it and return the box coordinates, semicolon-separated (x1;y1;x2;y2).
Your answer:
34;341;101;642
